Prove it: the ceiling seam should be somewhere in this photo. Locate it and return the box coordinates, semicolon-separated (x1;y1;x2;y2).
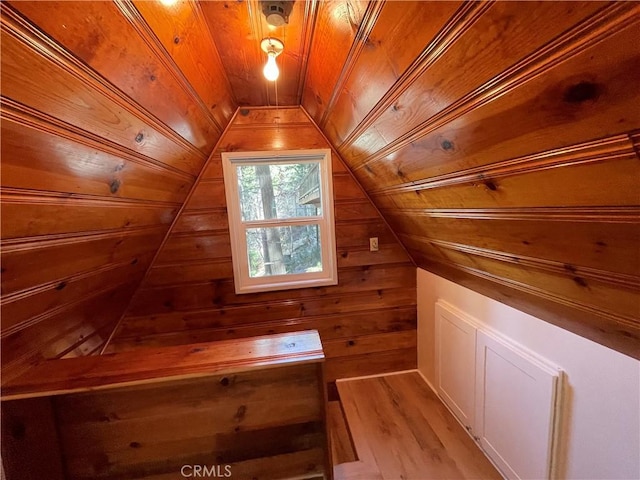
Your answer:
114;0;225;133
296;0;320;105
318;0;387;129
300;105;417;269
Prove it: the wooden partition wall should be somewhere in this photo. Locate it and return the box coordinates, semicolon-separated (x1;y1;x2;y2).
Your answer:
109;107;417;383
2;331;331;480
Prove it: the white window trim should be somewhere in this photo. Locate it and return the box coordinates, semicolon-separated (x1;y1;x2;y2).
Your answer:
222;148;337;294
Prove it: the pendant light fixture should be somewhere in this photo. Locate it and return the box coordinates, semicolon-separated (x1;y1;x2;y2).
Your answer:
260;38;284;82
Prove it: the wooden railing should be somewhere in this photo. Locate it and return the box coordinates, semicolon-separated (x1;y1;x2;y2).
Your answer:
1;331;332;480
297;163;321;205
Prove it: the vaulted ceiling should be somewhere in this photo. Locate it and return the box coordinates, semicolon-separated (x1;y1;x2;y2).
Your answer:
2;0;639;379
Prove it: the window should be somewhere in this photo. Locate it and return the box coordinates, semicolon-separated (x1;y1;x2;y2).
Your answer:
222;149;337;294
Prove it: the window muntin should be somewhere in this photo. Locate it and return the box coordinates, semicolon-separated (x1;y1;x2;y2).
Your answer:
222;149;337;294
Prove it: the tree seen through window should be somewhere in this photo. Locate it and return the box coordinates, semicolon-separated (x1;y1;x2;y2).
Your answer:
237;162;322;277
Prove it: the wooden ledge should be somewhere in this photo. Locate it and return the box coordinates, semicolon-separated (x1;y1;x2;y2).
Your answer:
1;330;324;401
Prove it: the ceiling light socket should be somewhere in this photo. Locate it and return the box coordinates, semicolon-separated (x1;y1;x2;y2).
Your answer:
260;37;284;57
261;1;293;27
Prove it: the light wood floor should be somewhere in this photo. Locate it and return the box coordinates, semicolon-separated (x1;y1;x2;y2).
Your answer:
329;371;502;480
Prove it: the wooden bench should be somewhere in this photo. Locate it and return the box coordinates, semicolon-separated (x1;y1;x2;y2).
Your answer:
1;330;332;480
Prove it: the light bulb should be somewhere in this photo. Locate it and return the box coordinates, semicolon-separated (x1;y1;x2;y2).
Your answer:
159;0;178;5
263;52;279;81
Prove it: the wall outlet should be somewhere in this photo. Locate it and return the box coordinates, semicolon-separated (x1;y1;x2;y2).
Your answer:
369;237;379;252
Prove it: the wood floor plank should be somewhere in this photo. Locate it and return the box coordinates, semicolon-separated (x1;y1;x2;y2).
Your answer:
384;373;503;480
334;372;501;480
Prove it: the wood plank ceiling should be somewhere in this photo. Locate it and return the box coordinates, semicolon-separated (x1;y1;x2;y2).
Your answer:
1;0;638;380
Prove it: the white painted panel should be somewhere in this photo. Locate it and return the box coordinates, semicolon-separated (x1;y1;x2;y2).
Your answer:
476;330;561;480
418;269;640;480
435;301;477;431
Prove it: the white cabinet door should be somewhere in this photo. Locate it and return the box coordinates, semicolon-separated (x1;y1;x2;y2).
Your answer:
435;301;477;432
475;331;561;480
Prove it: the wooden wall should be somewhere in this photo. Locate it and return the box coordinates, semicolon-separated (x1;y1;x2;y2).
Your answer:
303;1;640;358
0;1;235;381
2;331;330;480
3;0;637;382
108;107;418;383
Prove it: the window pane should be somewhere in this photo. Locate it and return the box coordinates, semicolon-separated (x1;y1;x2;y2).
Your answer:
237;162;322;221
246;225;322;277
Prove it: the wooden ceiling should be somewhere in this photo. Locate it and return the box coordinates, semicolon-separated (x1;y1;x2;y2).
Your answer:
1;0;639;379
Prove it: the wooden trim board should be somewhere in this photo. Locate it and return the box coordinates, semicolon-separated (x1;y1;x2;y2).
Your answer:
2;330;324;400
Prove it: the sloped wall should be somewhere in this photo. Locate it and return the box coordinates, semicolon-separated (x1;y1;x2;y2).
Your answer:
110;107;417;383
303;1;640;358
0;1;234;381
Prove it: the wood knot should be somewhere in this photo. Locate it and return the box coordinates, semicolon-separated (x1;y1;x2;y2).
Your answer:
234;405;247;421
441;140;454;151
563;81;601;104
173;36;180;44
573;276;588;288
129;442;141;448
239;108;250;116
484;180;498;191
110;179;121;194
220;377;230;386
55;281;67;291
134;132;144;143
348;340;355;346
10;421;25;440
364;37;377;49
